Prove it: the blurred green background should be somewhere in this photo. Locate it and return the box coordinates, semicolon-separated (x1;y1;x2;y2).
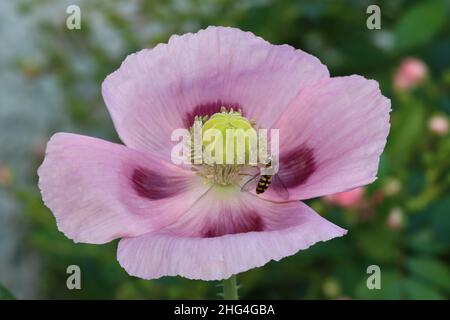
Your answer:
0;0;449;299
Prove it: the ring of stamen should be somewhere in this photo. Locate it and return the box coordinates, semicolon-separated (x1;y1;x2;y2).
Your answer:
190;107;258;186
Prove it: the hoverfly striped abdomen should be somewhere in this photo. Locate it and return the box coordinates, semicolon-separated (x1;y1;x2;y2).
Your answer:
256;175;272;194
241;158;289;199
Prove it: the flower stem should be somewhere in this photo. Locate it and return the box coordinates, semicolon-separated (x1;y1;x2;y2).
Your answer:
222;275;238;300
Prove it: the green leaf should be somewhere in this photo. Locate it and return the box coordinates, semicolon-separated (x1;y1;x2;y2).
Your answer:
407;230;447;255
406;257;450;293
354;225;399;263
394;0;448;51
387;101;425;169
402;278;445;300
0;284;16;300
355;271;402;300
428;199;450;245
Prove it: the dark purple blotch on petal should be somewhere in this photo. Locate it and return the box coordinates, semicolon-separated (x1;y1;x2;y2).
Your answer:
131;167;186;200
183;100;242;127
202;211;264;238
279;145;316;188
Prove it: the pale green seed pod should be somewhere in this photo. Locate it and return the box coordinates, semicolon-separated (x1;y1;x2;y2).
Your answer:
202;111;256;165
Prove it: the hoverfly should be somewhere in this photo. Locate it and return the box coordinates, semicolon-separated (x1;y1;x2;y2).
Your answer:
241;158;289;200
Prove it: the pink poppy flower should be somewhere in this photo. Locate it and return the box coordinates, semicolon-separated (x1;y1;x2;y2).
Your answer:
38;27;390;281
324;188;365;209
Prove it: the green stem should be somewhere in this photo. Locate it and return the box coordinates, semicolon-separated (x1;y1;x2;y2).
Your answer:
222;275;238;300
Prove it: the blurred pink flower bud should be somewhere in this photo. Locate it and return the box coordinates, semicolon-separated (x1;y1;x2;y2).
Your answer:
0;166;13;186
21;60;40;80
393;58;427;91
387;208;404;230
323;278;340;298
324;187;364;208
335;296;352;300
383;178;401;196
428;115;449;135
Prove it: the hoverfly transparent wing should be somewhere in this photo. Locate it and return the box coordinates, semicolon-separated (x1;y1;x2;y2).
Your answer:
240;173;260;193
239;165;260;193
260;156;290;200
269;174;290;200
